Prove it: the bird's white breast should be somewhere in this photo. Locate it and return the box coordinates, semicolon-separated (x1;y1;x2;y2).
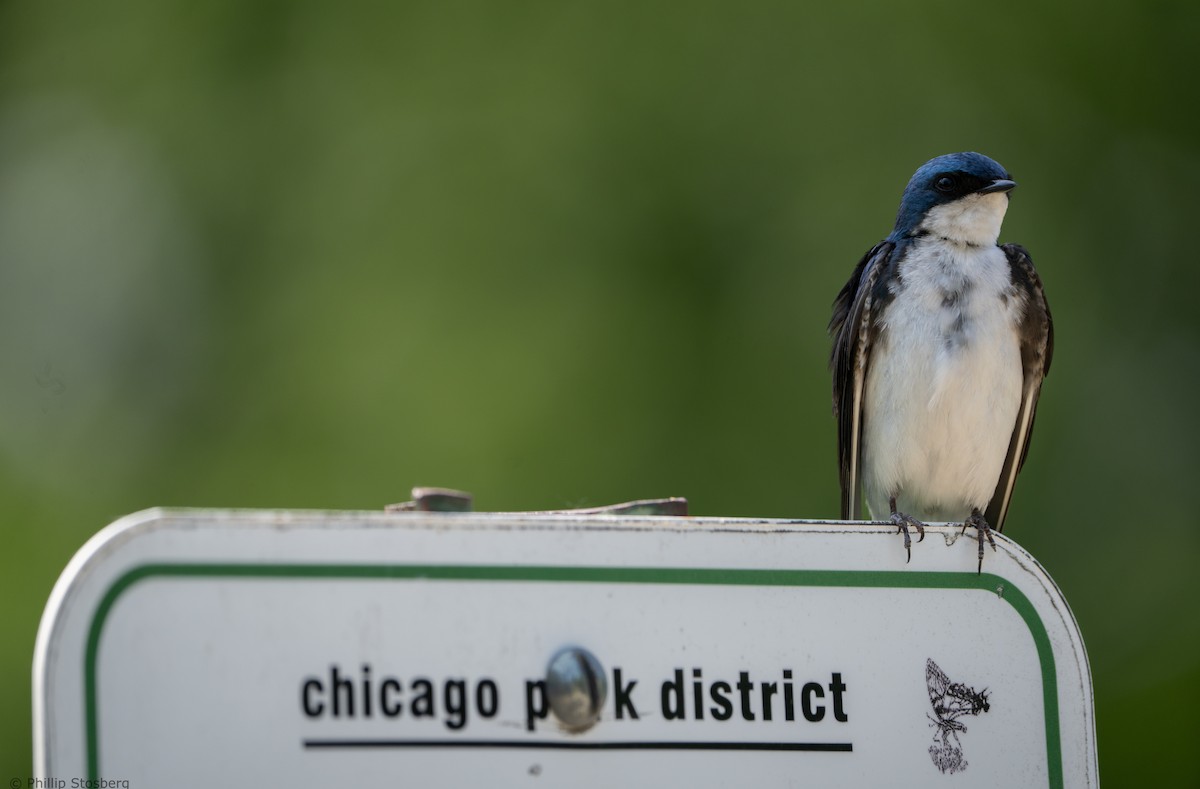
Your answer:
861;237;1023;521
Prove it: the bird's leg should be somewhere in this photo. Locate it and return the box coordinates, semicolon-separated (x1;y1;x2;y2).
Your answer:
889;496;926;563
961;508;997;573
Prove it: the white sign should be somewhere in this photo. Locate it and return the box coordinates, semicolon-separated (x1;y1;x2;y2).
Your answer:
34;508;1097;788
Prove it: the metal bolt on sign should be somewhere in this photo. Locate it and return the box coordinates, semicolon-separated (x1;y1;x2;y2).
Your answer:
545;646;608;732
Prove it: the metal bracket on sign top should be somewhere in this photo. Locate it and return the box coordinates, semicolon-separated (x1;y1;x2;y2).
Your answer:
385;487;688;517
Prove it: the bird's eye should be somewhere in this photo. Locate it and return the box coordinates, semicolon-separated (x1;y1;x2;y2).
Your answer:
934;175;956;193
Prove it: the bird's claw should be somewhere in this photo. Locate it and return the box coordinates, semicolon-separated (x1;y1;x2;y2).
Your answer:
961;509;996;573
890;511;927;563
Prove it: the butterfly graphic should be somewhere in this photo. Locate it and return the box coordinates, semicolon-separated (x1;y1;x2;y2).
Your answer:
926;658;991;774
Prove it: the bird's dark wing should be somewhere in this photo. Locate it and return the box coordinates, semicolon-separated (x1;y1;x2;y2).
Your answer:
829;240;895;520
985;243;1054;532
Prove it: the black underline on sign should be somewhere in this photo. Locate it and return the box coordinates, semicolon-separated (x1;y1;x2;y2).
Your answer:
302;739;853;752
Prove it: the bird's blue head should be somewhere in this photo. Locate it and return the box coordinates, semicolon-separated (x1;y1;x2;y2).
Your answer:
889;152;1017;245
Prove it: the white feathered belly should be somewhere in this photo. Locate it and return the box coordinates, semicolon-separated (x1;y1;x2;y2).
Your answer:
861;242;1022;521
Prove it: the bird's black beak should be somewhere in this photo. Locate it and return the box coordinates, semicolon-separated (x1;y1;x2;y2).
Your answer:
979;178;1017;194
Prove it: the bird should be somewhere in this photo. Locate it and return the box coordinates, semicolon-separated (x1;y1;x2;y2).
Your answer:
828;152;1053;571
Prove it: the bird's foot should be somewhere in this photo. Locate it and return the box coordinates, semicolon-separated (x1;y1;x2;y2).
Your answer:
888;497;926;563
961;508;996;573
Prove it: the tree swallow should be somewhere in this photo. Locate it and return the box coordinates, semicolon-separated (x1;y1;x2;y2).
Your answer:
828;152;1053;571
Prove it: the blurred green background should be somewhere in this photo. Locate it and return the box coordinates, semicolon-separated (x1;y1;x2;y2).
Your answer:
2;0;1197;783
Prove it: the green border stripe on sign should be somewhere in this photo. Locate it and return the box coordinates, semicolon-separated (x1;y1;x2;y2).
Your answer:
84;565;1062;787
